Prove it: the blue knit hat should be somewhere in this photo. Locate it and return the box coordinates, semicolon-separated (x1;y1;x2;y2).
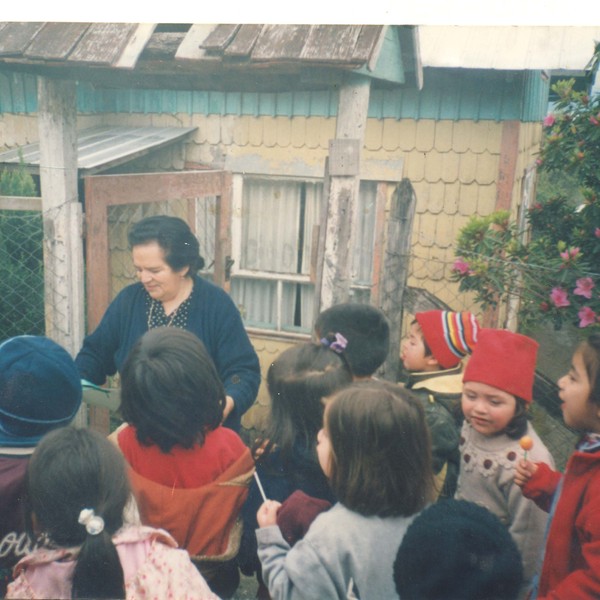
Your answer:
0;335;82;447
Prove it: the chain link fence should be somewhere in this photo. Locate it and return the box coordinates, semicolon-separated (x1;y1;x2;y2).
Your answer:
0;208;45;339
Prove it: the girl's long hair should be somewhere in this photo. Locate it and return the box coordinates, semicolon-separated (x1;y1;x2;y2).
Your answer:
25;427;130;599
325;380;435;517
264;342;352;463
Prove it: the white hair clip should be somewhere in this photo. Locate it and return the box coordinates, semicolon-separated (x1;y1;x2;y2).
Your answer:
78;508;105;536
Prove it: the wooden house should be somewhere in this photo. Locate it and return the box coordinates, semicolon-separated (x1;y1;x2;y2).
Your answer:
0;23;598;433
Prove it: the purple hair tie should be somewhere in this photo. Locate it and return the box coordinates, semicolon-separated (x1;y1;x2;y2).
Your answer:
320;332;348;354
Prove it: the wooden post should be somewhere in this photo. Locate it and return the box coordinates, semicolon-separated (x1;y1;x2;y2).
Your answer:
316;75;371;314
380;178;417;382
38;77;87;426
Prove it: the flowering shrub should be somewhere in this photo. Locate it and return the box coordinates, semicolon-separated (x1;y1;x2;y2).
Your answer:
452;59;600;332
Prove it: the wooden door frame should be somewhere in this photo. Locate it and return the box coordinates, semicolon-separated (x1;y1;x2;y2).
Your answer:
84;169;232;332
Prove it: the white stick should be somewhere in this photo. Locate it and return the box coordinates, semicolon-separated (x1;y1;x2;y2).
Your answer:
254;471;268;502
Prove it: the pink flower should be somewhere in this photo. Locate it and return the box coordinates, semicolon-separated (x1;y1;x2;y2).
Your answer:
543;114;556;127
590;115;600;126
595;227;600;238
578;306;597;328
560;247;580;261
550;287;570;308
574;277;594;299
452;258;471;275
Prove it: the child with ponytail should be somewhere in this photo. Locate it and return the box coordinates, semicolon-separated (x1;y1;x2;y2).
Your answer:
7;426;217;599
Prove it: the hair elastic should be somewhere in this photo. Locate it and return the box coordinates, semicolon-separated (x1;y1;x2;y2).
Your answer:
320;332;348;354
78;508;105;536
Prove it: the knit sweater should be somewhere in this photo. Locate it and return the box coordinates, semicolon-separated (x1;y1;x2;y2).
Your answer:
521;444;600;599
455;422;554;593
257;502;417;600
75;274;260;430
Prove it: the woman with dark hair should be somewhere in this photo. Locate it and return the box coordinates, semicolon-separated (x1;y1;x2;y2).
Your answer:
75;215;260;431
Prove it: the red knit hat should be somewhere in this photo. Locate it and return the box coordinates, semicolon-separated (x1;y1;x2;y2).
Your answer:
463;329;539;403
415;311;480;369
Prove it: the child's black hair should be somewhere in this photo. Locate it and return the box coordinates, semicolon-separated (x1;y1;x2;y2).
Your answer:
578;333;600;406
314;303;390;377
503;397;530;440
119;327;225;453
25;427;130;599
265;342;353;463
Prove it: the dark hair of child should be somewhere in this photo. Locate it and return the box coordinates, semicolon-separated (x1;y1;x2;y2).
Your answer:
325;380;435;517
314;303;390;377
119;327;225;453
578;333;600;405
24;427;130;599
265;342;353;464
502;397;530;440
128;215;205;273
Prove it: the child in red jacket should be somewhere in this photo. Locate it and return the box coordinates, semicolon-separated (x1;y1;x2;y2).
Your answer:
515;333;600;599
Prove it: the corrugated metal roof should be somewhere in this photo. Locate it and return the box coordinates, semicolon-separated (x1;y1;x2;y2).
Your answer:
418;26;600;70
0;125;197;175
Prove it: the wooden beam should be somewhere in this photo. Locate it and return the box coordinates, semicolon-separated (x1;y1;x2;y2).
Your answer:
316;75;371;311
496;120;520;211
37;76;86;426
380;179;417;382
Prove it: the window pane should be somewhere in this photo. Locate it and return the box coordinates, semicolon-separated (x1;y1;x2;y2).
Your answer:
300;182;324;275
240;179;301;273
231;277;277;330
352;181;377;286
281;282;315;333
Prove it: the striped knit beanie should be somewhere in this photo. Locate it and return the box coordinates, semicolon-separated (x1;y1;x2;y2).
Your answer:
415;311;480;369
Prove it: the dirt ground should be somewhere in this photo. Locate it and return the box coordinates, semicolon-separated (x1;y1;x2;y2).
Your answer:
231;574;259;599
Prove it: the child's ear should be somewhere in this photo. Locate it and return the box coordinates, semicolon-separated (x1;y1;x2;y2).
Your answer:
425;355;440;368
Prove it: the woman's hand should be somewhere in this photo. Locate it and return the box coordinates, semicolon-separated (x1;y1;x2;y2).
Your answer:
222;395;235;422
257;500;282;528
514;459;538;488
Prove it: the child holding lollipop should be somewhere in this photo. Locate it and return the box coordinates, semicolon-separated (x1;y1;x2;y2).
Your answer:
256;379;435;599
454;328;554;597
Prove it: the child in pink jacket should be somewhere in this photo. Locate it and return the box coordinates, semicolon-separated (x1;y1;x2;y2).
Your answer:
7;427;217;600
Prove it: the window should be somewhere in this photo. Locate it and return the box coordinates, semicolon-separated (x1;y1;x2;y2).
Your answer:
230;176;378;335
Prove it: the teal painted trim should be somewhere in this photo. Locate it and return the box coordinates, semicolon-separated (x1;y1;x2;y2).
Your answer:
0;69;546;122
369;69;538;122
276;92;293;116
258;93;276;116
355;26;405;85
241;92;259;115
225;92;241;114
522;71;550;122
0;73;13;112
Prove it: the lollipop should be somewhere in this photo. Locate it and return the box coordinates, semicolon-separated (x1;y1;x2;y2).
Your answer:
519;435;533;460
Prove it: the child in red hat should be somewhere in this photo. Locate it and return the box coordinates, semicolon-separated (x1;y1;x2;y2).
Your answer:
455;328;555;599
401;310;479;498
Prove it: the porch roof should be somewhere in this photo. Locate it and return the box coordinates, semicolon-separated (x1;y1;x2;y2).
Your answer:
0;125;197;175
